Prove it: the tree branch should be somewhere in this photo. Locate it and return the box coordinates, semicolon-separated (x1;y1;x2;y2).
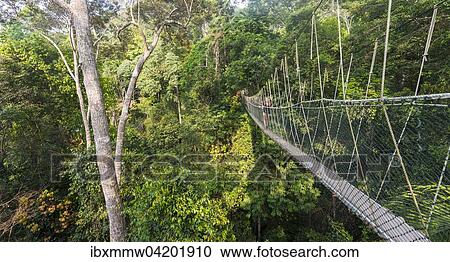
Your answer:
113;6;192;185
164;19;186;28
51;0;72;14
40;33;75;81
137;0;140;23
183;0;194;27
167;7;178;18
69;24;76;52
116;22;133;41
147;24;164;53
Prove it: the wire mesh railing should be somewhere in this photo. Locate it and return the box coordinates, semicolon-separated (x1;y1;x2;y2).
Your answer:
244;95;449;242
242;0;450;242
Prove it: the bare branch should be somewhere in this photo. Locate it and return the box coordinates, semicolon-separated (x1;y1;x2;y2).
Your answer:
164;19;186;28
189;0;194;13
50;0;72;14
117;21;149;52
137;22;149;52
183;0;194;26
137;0;140;23
183;0;190;12
94;35;104;61
143;8;182;52
156;8;186;30
167;7;178;18
69;24;76;51
92;28;105;61
129;0;135;23
113;5;194;184
92;31;105;47
116;22;133;41
40;32;75;81
147;24;164;53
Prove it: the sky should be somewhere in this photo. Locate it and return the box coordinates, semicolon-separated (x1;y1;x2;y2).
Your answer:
231;0;248;9
117;0;249;8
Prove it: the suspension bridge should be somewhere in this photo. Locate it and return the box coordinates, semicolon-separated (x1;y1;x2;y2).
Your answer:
243;1;449;242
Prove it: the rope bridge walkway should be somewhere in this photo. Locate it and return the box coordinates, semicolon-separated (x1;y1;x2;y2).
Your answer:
243;1;449;242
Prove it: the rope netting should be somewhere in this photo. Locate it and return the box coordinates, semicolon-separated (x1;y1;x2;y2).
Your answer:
243;1;449;242
245;96;449;241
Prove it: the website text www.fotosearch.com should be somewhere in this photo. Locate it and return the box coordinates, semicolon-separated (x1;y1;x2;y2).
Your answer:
90;245;359;259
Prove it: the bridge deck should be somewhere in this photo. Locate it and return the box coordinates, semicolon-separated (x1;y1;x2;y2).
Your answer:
248;111;430;242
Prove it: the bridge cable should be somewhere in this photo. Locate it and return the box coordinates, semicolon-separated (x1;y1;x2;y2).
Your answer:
426;145;450;231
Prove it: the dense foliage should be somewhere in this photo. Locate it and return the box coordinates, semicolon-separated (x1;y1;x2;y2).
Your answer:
1;0;448;241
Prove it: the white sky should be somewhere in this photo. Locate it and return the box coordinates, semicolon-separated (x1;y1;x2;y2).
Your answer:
231;0;248;9
119;0;249;8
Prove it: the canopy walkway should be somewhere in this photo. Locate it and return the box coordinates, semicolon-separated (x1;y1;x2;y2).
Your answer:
243;1;449;242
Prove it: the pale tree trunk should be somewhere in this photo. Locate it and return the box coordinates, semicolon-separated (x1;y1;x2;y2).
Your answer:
114;48;152;185
69;26;92;148
175;86;182;125
69;0;126;241
74;50;92;149
41;30;92;149
213;38;221;77
114;19;165;185
73;54;92;148
113;4;190;185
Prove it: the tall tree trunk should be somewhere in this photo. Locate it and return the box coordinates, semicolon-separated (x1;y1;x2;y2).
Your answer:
70;27;92;149
176;85;182;125
115;50;151;185
70;0;126;241
113;6;187;185
114;23;165;185
73;56;92;148
69;24;92;149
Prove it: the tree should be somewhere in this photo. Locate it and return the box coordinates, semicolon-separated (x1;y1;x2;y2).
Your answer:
0;24;81;240
47;0;196;241
40;25;92;149
51;0;125;241
114;0;193;185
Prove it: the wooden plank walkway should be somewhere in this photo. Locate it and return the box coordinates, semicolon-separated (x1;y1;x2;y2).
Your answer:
248;111;430;242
